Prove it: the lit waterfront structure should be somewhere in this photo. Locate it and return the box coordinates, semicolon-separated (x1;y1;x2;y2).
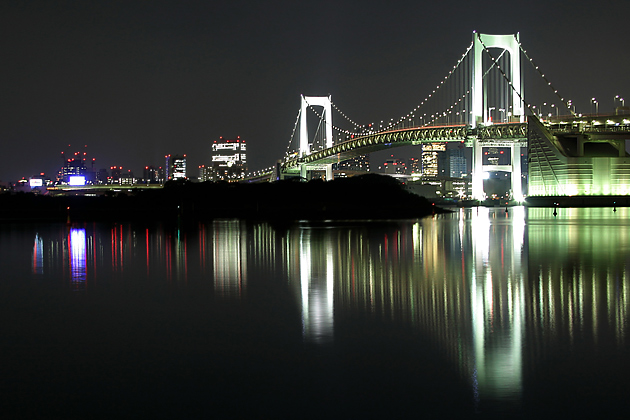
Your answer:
528;115;630;198
407;177;472;200
212;137;247;181
166;154;187;180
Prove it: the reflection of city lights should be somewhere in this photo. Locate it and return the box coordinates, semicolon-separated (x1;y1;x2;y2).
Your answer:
32;234;43;274
213;221;246;297
70;228;86;290
15;212;630;412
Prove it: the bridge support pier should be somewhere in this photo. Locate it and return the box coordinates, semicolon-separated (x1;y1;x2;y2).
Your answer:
325;165;333;181
511;144;523;201
472;140;525;202
299;164;333;181
472;139;485;201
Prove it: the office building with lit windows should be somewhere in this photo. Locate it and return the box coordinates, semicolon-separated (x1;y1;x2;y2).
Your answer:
166;155;187;180
211;137;247;181
421;143;446;177
198;165;212;182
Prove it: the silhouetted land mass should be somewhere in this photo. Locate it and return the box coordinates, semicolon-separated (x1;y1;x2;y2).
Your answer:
0;174;441;223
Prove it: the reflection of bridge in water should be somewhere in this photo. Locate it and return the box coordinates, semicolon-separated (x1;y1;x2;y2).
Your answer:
245;211;630;404
31;214;630;405
248;32;630;202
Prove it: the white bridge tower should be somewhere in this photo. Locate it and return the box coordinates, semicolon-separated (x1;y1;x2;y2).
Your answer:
471;32;525;202
299;95;334;180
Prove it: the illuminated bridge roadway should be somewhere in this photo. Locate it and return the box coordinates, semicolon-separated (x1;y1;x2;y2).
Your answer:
247;114;630;202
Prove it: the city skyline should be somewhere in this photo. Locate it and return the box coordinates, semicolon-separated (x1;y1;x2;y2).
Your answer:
2;0;628;182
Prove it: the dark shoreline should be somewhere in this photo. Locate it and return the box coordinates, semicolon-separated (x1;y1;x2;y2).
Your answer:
0;174;443;224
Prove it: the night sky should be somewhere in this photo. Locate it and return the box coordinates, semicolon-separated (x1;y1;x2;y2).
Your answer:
1;0;628;183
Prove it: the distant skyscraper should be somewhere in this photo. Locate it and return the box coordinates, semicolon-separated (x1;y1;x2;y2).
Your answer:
110;166;122;183
421;143;446;177
143;165;163;183
447;143;467;178
57;145;95;184
96;168;108;184
58;157;87;183
211;137;247;181
198;165;212;182
166;155;187;180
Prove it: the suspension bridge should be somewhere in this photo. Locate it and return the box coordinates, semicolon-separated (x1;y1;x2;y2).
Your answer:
247;32;630;202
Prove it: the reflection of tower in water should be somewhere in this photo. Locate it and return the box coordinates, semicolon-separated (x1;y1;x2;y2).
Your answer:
283;210;530;405
469;207;526;406
298;229;334;344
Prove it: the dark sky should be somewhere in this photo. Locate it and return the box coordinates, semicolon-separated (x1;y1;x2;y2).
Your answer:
1;0;628;182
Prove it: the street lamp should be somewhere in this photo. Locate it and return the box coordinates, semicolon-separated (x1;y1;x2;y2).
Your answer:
615;95;625;107
591;97;598;115
499;108;506;122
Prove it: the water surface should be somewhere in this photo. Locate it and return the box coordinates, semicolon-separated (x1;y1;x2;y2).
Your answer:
1;207;629;418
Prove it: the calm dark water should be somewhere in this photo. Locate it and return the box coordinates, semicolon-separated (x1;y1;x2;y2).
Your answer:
1;207;629;418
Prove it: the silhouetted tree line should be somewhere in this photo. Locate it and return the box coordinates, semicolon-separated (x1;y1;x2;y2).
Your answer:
0;174;439;222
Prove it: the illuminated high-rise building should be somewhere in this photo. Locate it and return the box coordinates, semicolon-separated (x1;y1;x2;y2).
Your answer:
57;145;96;184
58;157;87;183
166;155;187;180
446;143;468;178
421;143;446;177
211;137;247;181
